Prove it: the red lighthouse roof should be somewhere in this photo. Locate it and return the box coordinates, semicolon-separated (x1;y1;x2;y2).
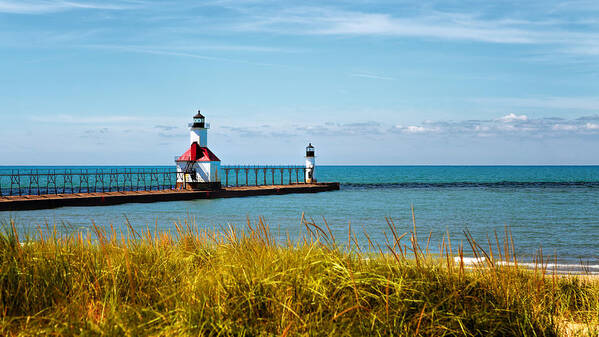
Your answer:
177;142;220;162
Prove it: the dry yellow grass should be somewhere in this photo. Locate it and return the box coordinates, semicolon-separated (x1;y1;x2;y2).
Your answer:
0;216;597;336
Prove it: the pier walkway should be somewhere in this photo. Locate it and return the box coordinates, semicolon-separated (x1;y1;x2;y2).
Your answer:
0;183;340;211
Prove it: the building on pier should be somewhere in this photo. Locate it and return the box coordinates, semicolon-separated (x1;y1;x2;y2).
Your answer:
175;111;221;190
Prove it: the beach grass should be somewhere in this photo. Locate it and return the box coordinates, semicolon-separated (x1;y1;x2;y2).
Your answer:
0;215;597;336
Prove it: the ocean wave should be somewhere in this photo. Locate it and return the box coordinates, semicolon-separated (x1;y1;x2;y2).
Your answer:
342;181;599;189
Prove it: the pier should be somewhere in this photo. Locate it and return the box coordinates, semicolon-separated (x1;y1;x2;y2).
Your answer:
0;168;339;211
0;183;339;211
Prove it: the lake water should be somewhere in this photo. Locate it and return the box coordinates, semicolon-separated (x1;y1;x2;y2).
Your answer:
1;166;598;273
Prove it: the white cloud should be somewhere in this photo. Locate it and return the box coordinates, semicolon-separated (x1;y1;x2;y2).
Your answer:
386;113;599;138
394;125;440;134
552;124;578;131
406;126;428;133
499;113;528;122
218;113;599;139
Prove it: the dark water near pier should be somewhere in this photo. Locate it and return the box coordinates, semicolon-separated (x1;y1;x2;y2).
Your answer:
1;165;598;273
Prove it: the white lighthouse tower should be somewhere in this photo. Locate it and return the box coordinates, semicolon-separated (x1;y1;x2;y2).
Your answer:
175;110;221;190
189;110;208;147
305;143;315;183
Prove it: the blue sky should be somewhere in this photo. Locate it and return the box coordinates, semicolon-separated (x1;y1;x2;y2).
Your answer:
1;0;599;165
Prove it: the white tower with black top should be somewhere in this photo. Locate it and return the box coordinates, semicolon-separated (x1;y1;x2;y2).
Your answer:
305;143;315;183
189;110;208;147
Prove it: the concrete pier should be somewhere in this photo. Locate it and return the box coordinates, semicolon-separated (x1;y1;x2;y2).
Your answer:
0;183;340;211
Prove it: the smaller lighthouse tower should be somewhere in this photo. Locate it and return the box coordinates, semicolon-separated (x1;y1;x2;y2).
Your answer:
305;143;315;183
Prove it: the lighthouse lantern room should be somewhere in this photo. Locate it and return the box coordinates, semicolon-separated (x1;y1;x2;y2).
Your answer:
305;143;316;183
175;110;221;190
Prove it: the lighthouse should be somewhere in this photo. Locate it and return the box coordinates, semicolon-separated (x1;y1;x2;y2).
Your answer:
175;110;221;190
305;143;315;183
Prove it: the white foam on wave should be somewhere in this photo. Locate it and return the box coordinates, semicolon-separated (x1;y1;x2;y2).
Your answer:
454;256;486;265
500;261;599;268
454;257;599;274
503;262;599;273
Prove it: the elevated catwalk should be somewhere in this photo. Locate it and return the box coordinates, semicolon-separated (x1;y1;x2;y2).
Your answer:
0;183;340;211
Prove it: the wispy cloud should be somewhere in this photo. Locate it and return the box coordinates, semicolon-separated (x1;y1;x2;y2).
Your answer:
349;72;395;80
219;125;272;138
30;114;142;124
0;0;137;14
4;1;599;62
154;124;185;138
220;4;599;60
84;43;300;54
85;45;294;68
233;6;599;46
213;113;599;140
389;113;599;137
154;125;177;131
80;127;109;138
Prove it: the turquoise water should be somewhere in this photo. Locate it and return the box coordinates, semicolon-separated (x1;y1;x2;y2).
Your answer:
1;166;598;272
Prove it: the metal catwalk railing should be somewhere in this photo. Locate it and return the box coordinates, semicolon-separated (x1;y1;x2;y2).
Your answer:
0;169;178;197
0;166;308;197
219;165;306;187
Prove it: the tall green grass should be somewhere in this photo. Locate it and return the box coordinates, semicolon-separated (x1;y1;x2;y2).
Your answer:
0;215;597;336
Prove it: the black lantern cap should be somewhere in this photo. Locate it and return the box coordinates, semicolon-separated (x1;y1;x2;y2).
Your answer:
193;110;205;119
306;143;315;157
